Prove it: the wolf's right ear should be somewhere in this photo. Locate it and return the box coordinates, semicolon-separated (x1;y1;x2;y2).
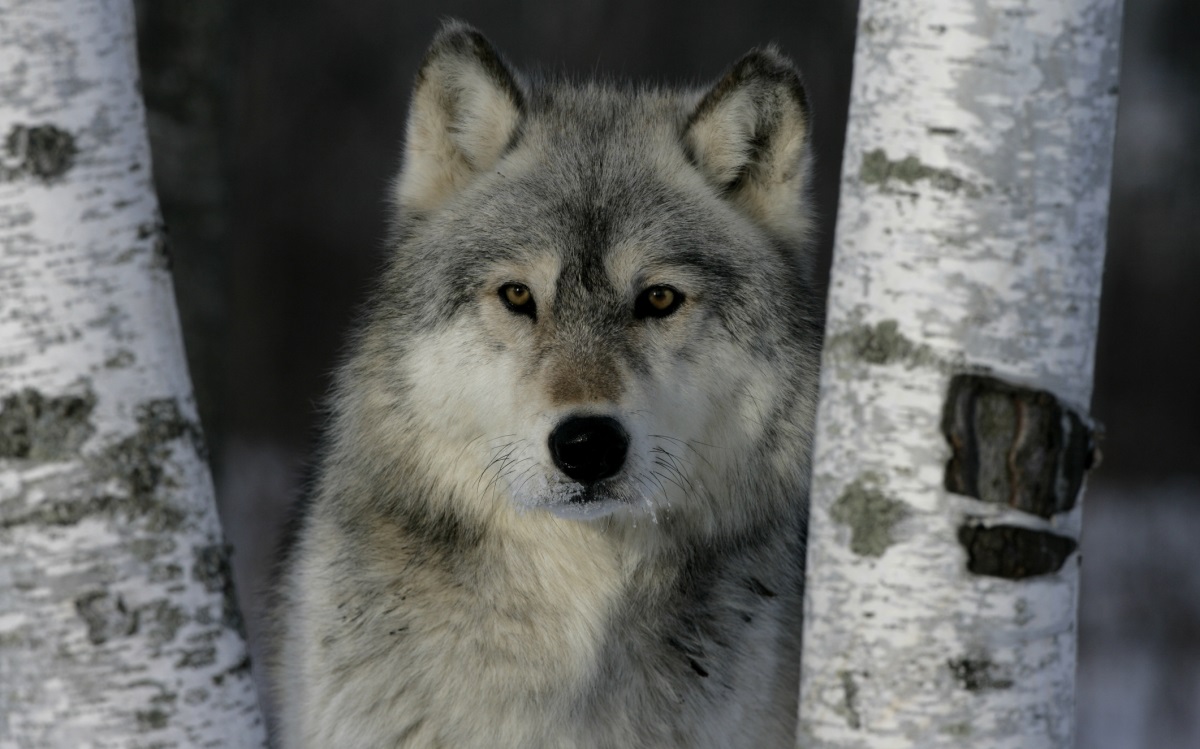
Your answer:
396;22;524;212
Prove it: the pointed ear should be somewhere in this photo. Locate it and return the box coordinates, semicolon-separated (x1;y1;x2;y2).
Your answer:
684;48;813;241
396;21;524;212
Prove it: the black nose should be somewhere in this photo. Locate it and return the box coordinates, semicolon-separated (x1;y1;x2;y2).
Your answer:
549;416;629;485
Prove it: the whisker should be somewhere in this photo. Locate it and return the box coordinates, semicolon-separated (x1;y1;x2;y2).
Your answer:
651;446;688;475
649;470;687;510
484;442;525;498
650;433;722;467
643;470;670;502
650;462;688;495
651;446;697;495
512;465;542;497
476;442;515;488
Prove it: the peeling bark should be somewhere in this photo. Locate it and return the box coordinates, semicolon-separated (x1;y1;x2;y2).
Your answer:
797;1;1122;747
0;0;265;745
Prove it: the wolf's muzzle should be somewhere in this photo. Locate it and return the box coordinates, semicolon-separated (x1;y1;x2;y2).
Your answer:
548;416;629;486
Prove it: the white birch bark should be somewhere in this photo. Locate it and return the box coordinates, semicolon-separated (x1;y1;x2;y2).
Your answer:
797;1;1122;747
0;0;266;745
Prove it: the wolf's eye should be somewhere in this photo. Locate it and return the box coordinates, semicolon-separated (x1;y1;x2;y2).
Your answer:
499;283;536;318
635;286;684;319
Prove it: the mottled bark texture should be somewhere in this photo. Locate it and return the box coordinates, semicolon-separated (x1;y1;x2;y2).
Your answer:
797;1;1122;748
0;0;266;746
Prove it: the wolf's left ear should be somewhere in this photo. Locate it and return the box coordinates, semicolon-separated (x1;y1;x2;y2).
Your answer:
396;21;524;212
684;48;812;241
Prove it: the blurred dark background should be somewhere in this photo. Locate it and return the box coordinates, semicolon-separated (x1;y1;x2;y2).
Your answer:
130;1;1199;745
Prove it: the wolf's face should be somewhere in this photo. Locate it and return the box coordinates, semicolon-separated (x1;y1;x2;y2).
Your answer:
370;25;820;531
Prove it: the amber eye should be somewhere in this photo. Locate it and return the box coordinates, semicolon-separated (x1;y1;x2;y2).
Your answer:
647;287;675;310
635;285;684;319
499;283;536;318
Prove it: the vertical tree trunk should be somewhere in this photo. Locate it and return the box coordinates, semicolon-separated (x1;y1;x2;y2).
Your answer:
0;0;266;745
797;1;1122;747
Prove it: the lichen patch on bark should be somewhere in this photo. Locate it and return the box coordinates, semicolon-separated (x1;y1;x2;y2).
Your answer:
0;388;96;460
2;124;78;181
74;590;139;645
136;707;170;731
859;147;974;194
830;475;909;557
103;348;136;369
91;397;206;530
831;319;940;368
948;656;1015;692
835;670;863;729
192;543;243;632
142;599;188;647
175;645;217;669
1;397;207;532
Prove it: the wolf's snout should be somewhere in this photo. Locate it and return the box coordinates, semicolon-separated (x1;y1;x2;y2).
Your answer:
549;416;629;485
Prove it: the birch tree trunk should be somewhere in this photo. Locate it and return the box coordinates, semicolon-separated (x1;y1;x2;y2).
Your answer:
0;0;266;745
797;1;1122;747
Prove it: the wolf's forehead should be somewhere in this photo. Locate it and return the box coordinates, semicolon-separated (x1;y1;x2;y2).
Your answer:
503;107;706;247
517;85;690;180
439;87;745;286
486;165;736;285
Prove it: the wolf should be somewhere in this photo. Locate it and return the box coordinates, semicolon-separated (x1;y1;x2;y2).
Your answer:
271;20;822;748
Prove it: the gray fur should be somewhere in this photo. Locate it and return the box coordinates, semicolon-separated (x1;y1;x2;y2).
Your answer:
272;20;821;748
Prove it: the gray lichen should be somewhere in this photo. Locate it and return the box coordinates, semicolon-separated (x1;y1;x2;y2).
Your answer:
831;319;939;368
3;124;77;182
0;388;96;460
175;645;217;669
1;395;206;533
143;599;188;648
948;656;1014;692
193;543;243;633
860;147;973;194
834;670;862;729
829;475;909;557
93;397;206;531
75;591;139;645
136;707;170;731
103;349;136;369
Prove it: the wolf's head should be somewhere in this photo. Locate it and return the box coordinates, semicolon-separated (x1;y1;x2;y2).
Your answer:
333;22;821;542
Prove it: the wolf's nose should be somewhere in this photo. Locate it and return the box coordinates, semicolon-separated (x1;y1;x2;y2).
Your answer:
549;416;628;485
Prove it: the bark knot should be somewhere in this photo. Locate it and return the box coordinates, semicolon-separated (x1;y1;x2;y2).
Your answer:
958;522;1077;580
942;374;1098;518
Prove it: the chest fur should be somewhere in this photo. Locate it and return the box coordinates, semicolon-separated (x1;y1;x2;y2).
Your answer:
290;517;799;747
